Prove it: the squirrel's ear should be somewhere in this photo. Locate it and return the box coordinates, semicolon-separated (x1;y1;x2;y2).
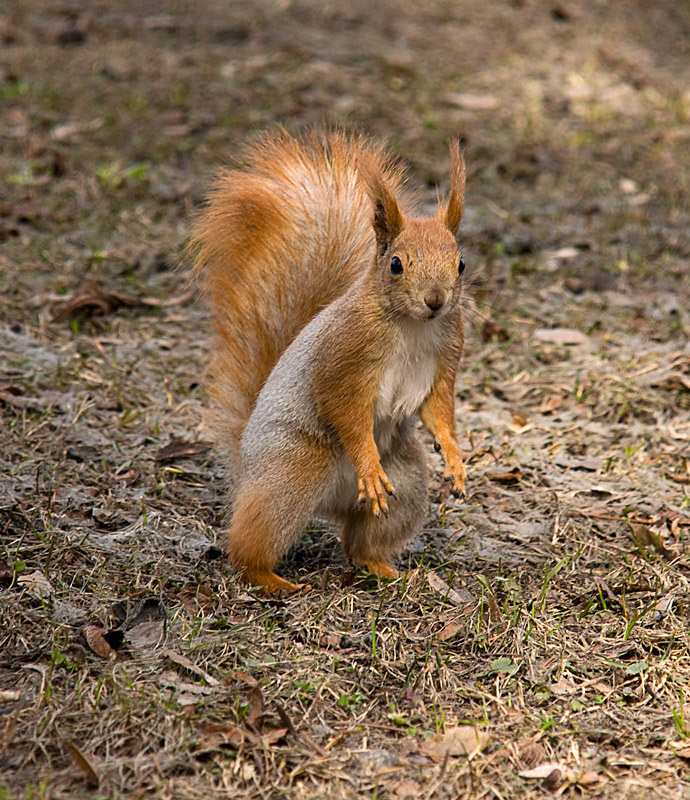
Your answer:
444;141;466;237
357;154;404;254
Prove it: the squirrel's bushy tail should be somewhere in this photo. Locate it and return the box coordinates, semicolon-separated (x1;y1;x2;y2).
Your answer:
190;129;410;466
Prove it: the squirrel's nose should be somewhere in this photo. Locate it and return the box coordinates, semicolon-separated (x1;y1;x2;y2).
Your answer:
424;290;445;312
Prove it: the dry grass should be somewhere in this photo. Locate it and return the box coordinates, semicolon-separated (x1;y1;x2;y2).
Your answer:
2;0;690;798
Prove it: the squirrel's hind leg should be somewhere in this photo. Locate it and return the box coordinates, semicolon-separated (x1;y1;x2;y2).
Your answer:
226;438;334;595
340;429;427;577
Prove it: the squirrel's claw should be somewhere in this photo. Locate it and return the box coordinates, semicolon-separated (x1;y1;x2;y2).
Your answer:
357;467;396;518
443;453;467;499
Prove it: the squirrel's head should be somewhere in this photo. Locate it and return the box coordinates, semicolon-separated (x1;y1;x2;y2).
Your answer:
359;142;466;322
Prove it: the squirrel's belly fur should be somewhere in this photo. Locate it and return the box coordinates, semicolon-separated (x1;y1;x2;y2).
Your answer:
375;318;442;427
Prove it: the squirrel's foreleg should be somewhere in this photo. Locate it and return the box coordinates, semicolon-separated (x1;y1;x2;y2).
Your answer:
313;344;396;518
420;370;466;497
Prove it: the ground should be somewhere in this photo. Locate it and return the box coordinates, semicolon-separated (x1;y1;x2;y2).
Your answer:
1;0;690;798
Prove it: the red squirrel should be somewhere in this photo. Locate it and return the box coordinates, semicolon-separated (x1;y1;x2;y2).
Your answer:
191;130;467;594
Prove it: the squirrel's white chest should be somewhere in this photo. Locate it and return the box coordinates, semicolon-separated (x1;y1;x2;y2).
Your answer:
374;323;439;426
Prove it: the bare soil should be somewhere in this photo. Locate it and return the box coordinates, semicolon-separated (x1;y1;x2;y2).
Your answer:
1;1;690;798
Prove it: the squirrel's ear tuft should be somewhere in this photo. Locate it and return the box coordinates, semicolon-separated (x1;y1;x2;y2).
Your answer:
357;153;404;254
444;141;466;237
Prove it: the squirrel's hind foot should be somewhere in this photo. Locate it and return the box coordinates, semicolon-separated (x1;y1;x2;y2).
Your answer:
362;560;399;579
243;569;312;597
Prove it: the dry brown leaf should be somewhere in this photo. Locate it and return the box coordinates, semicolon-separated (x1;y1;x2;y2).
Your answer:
549;678;577;695
518;761;562;779
224;669;258;686
665;472;690;484
156;439;213;461
319;633;342;649
66;741;98;787
481;319;509;343
83;625;119;658
517;741;546;769
262;727;288;745
124;620;165;651
195;722;246;752
427;571;474;605
535;328;589;345
486;467;521;484
52;280;142;321
438;621;462;641
631;523;677;559
577;771;601;786
420;725;489;759
163;649;219;686
18;570;53;597
245;686;264;729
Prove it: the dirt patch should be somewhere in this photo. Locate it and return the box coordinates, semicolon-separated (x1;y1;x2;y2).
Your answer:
1;1;690;798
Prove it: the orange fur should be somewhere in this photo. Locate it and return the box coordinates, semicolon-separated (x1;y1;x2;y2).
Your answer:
419;306;467;495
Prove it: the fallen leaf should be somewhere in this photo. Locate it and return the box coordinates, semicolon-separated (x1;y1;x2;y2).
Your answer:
18;570;53;597
655;593;675;615
262;727;288;745
665;472;690;484
481;320;509;343
66;742;98;787
631;523;677;559
518;761;563;779
156;438;213;461
124;620;165;650
517;741;546;769
244;686;264;730
224;669;258;686
163;649;219;686
535;328;589;345
83;624;122;658
438;621;462;641
194;722;246;752
549;678;577;695
577;771;601;786
112;597;166;629
420;725;489;759
486;467;521;484
52;280;143;321
427;572;474;605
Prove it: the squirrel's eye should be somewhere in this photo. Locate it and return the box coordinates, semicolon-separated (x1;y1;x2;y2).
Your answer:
390;256;403;275
458;257;465;276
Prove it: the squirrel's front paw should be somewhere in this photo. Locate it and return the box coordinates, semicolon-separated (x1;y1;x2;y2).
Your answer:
443;451;467;497
357;465;396;518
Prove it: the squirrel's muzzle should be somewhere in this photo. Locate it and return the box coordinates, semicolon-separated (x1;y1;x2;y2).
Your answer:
424;289;446;313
